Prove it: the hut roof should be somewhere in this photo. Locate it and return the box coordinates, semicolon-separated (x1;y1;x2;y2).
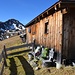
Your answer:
25;1;75;27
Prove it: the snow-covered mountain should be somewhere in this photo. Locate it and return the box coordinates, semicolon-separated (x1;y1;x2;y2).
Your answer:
0;19;25;31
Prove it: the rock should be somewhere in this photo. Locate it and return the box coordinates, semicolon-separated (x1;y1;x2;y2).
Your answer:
32;62;38;67
35;67;39;70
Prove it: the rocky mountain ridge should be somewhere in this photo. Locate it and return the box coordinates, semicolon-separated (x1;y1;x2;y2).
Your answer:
0;19;25;31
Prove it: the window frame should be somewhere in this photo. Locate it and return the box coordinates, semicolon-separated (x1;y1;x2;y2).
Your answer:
44;21;49;34
28;27;31;33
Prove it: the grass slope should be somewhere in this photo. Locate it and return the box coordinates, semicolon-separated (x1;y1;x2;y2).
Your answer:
0;35;75;75
0;35;23;53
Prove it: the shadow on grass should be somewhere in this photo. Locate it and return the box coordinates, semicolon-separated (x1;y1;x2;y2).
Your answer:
18;56;34;75
8;56;34;75
8;49;31;56
7;48;34;75
9;57;17;75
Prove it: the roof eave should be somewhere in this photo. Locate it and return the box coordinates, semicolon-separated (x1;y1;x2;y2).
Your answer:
25;1;61;27
25;1;75;27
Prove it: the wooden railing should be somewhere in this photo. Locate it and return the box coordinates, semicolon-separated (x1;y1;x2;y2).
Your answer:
0;45;7;75
0;43;33;75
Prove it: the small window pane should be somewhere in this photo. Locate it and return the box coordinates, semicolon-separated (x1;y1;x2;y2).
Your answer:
45;22;49;34
28;27;31;33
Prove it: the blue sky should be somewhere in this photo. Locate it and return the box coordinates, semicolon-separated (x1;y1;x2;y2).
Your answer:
0;0;58;25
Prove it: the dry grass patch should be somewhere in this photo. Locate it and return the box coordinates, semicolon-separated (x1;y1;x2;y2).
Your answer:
3;50;33;75
34;66;75;75
1;35;75;75
0;35;23;53
3;48;75;75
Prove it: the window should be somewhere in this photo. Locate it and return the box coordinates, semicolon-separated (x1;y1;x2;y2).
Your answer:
45;21;49;34
32;25;36;35
28;27;31;33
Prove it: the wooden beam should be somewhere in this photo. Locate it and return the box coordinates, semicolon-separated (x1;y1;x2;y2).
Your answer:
58;3;61;8
37;17;40;21
0;62;5;75
54;5;57;11
41;14;44;18
61;2;75;8
46;11;49;15
6;43;32;51
34;19;37;23
4;45;7;58
2;50;7;67
62;8;67;14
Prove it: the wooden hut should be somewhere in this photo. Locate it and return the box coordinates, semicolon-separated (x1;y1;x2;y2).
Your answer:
25;0;75;61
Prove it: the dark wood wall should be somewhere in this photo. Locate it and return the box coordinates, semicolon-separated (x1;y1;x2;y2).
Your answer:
60;0;75;1
63;8;75;59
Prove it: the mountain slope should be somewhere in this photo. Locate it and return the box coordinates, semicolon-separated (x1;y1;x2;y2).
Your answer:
0;19;25;31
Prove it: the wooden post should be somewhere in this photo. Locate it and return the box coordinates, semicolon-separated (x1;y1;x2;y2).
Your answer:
56;51;62;69
0;61;5;75
32;39;36;59
32;39;35;52
4;45;7;58
2;51;7;67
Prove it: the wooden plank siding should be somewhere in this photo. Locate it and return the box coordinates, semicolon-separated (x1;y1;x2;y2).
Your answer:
25;1;75;60
26;10;63;53
62;13;69;59
62;8;75;59
68;8;75;59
